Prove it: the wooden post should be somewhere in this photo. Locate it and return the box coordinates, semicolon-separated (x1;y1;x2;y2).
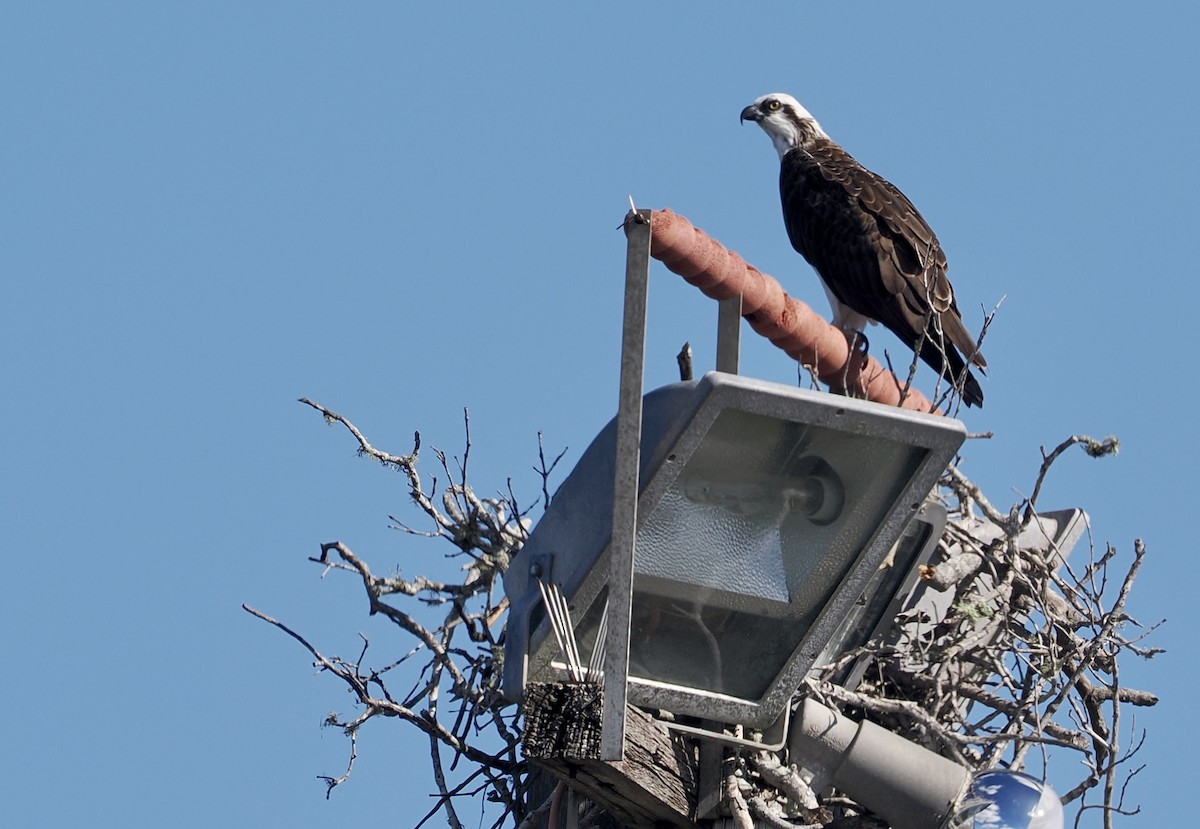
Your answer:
523;682;699;829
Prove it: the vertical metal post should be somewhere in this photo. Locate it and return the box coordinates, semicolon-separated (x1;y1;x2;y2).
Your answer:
716;295;742;374
602;209;652;761
695;737;725;820
565;787;580;829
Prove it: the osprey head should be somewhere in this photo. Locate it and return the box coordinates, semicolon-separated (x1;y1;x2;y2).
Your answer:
740;93;828;158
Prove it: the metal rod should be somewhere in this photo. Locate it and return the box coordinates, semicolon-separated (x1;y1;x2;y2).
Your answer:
602;209;652;761
587;600;609;681
661;704;791;752
537;579;584;682
552;584;584;681
536;580;576;681
565;786;580;829
716;295;742;374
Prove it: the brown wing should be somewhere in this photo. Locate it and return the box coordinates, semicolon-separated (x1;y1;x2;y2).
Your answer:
779;140;986;405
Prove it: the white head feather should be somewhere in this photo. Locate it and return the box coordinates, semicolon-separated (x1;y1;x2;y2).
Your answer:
741;93;830;159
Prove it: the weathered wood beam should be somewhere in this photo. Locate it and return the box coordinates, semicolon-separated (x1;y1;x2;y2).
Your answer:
523;683;699;829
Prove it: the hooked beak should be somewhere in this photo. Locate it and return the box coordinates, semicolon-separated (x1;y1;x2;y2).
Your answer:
739;104;761;125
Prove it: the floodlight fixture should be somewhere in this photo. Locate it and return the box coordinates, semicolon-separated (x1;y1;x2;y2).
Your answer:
837;507;1089;692
502;371;966;730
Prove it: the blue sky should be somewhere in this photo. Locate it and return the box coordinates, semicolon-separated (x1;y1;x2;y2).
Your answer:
3;3;1193;826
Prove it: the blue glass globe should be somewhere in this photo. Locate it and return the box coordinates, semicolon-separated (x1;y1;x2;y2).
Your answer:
947;770;1064;829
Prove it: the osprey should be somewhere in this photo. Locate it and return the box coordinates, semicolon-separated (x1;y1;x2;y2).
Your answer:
741;93;987;407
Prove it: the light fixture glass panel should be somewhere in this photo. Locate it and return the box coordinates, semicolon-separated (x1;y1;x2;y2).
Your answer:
571;408;928;703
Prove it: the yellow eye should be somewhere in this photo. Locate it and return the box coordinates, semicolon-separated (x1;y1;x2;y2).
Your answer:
767;99;781;112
